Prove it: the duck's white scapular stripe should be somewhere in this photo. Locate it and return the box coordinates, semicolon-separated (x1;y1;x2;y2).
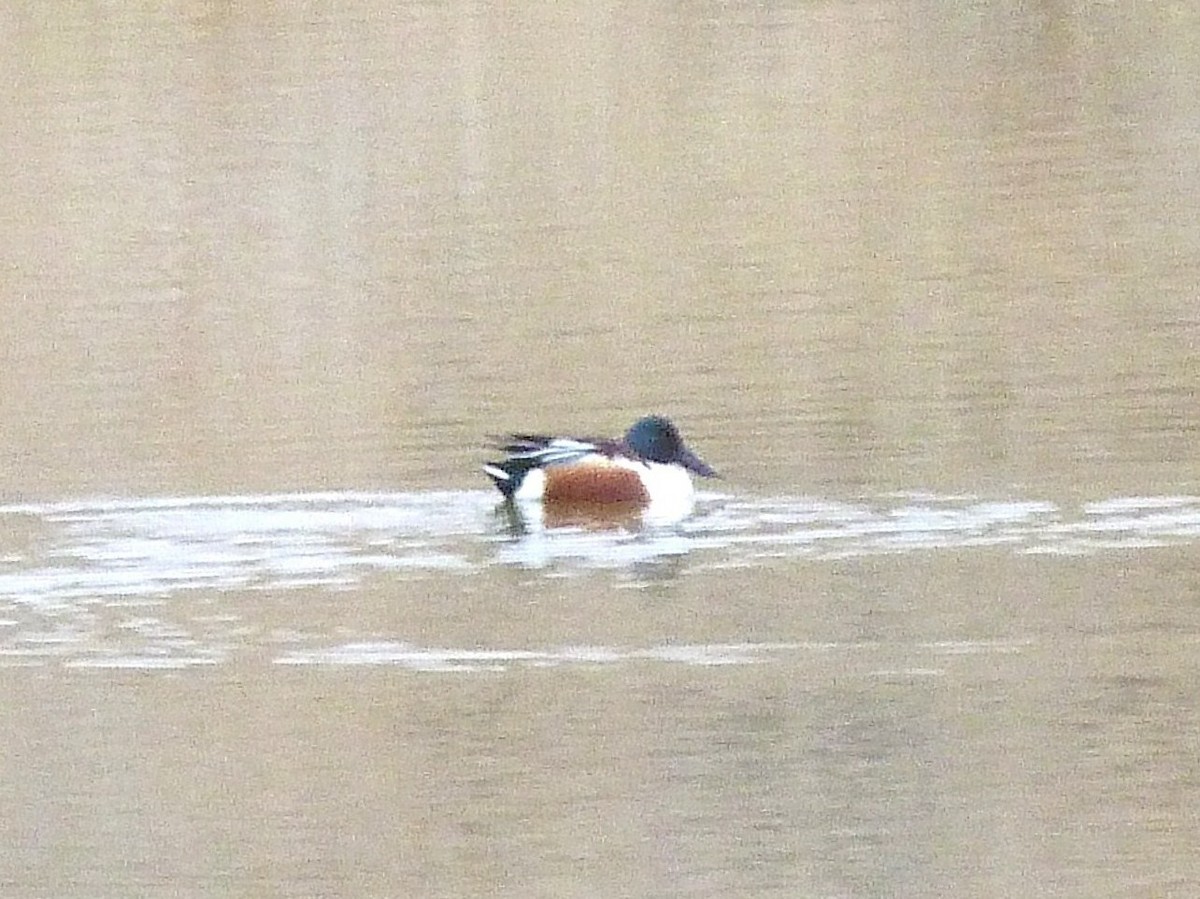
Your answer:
511;438;597;467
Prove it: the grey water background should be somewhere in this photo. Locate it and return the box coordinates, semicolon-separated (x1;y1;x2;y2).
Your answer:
3;2;1200;896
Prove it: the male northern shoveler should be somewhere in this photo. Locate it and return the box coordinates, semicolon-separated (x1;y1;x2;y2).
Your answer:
483;415;718;506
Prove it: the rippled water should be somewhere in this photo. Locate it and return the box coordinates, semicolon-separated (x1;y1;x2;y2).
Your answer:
4;490;1199;669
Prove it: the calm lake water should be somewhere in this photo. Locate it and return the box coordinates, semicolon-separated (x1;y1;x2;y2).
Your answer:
4;1;1200;896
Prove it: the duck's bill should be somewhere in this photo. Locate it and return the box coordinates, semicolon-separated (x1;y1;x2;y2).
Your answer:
680;447;719;478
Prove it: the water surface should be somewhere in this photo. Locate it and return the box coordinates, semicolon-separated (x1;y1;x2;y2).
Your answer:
3;0;1200;896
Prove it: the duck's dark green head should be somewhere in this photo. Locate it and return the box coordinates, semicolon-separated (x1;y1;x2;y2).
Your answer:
624;415;717;478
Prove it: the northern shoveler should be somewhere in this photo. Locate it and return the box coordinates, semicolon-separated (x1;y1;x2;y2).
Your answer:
483;415;718;507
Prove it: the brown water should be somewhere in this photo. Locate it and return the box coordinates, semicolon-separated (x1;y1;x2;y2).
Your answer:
4;1;1200;896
